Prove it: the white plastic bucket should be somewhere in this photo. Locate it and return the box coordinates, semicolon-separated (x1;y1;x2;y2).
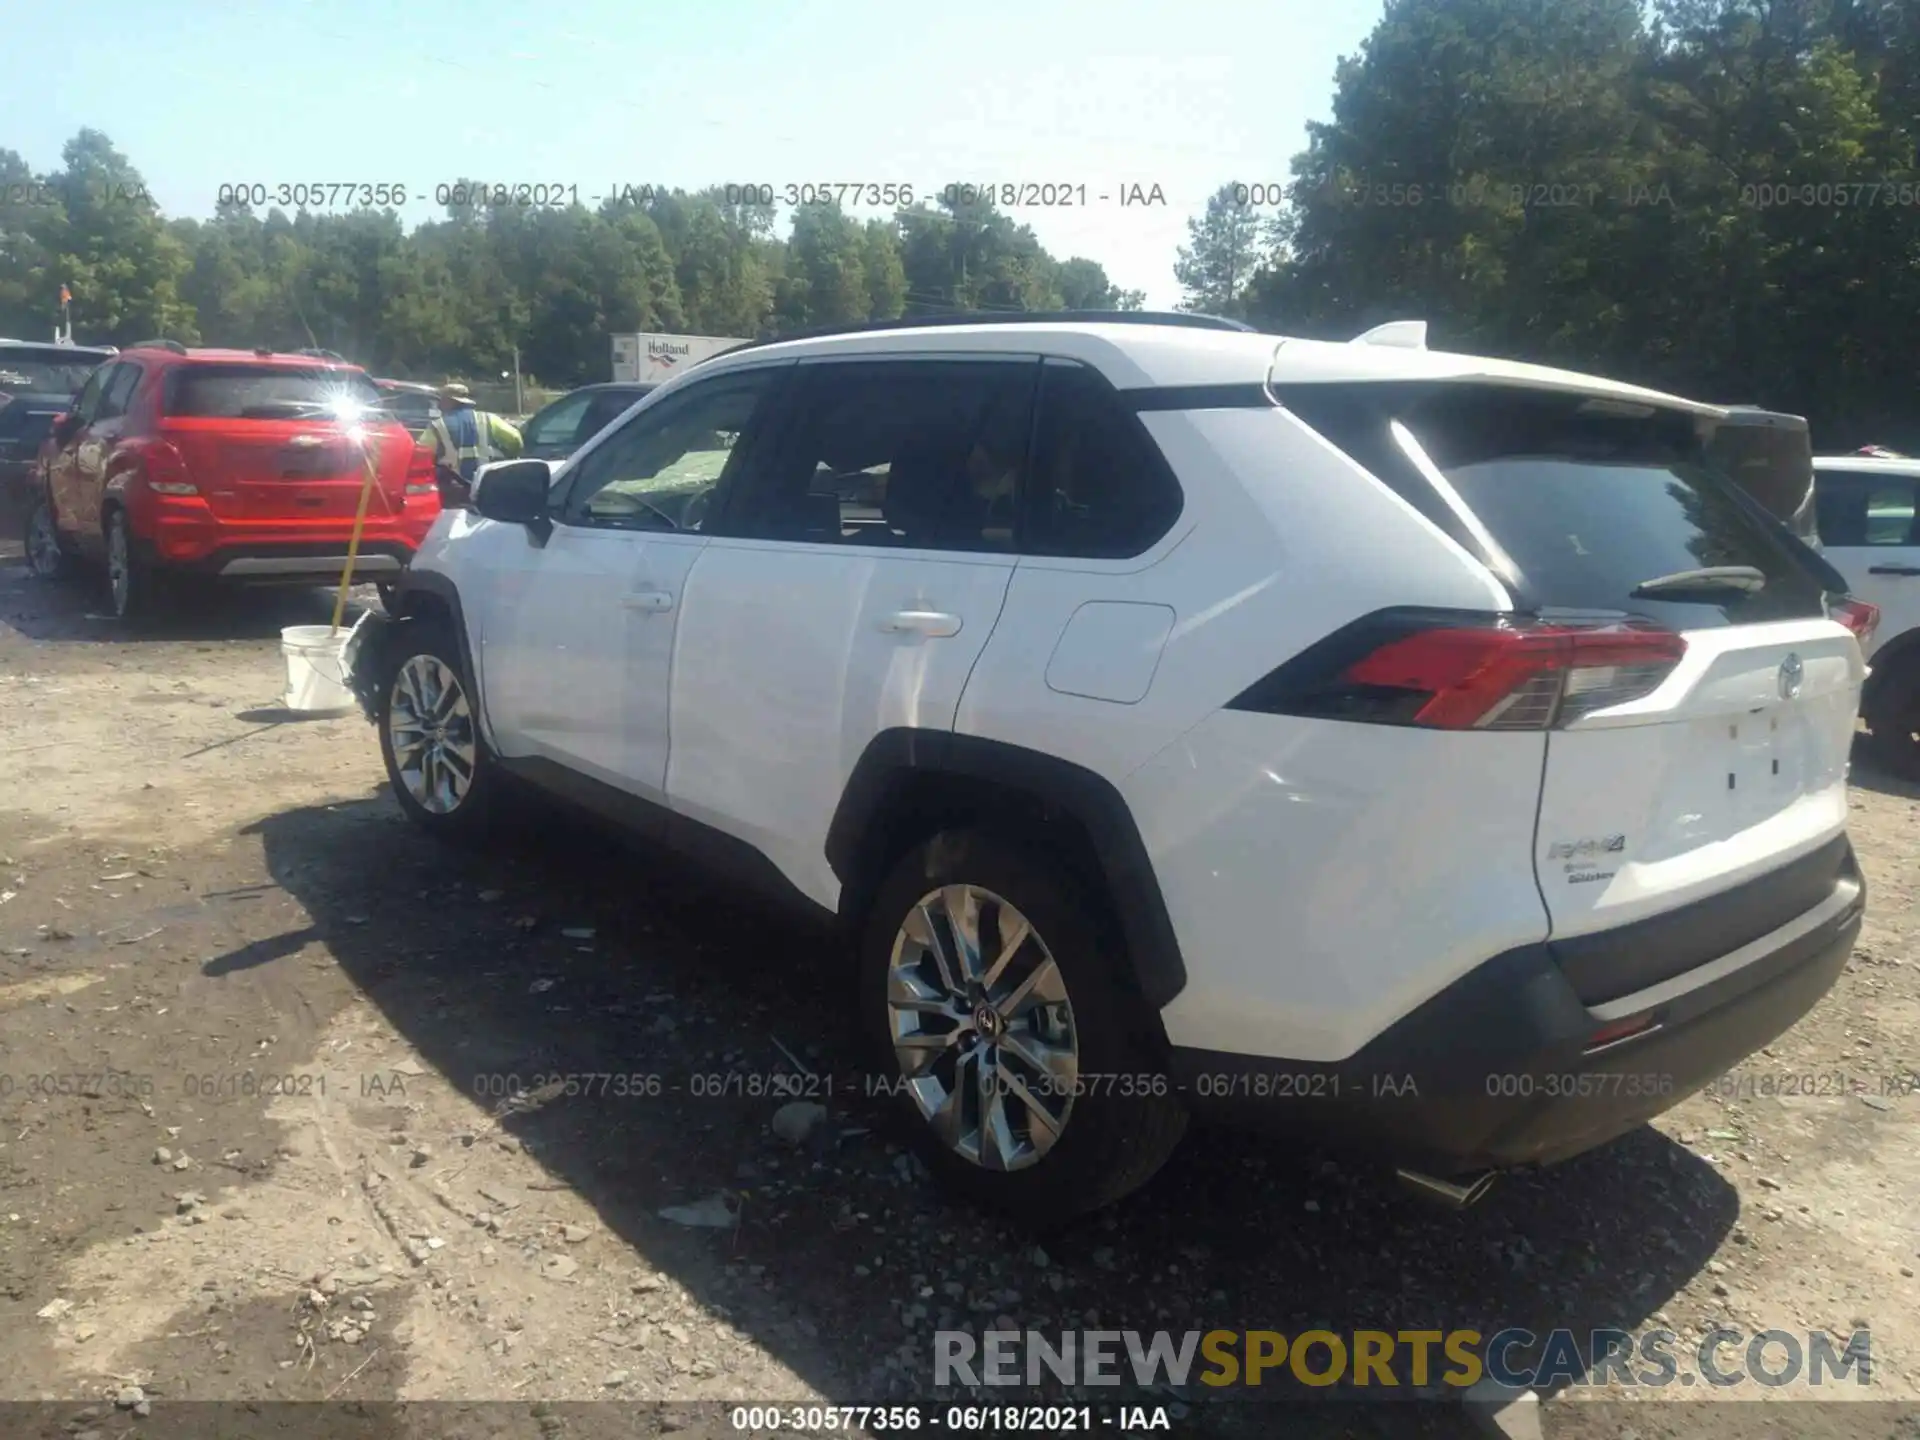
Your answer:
281;624;355;714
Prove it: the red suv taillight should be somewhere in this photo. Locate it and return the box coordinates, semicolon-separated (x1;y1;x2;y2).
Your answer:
404;439;437;496
142;440;198;496
1229;610;1688;731
1830;597;1879;647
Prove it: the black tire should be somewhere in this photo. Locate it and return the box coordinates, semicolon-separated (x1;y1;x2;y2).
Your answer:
375;617;502;840
23;488;76;581
1864;657;1920;781
104;508;166;623
860;828;1188;1228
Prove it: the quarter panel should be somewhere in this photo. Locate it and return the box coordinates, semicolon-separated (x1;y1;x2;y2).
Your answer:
1125;709;1551;1062
956;406;1514;784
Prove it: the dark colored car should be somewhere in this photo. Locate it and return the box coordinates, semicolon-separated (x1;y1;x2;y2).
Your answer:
26;343;439;620
518;382;653;462
374;378;442;438
1;340;118;524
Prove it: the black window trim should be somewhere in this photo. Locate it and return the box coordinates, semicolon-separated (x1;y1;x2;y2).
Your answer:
706;353;1044;554
1124;382;1275;412
550;361;795;532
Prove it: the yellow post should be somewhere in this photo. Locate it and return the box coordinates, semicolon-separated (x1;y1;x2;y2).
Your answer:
331;435;380;635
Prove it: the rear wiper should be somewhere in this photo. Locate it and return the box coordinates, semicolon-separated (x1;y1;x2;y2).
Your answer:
1630;565;1767;598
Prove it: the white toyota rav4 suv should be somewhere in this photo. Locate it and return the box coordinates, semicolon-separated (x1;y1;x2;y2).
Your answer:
348;313;1869;1225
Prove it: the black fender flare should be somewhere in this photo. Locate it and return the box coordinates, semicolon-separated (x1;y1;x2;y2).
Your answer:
364;570;498;746
826;728;1189;1013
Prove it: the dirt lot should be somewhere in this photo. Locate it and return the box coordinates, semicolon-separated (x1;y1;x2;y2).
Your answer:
0;537;1916;1440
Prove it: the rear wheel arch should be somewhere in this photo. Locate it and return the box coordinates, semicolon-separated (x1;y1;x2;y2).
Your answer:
1862;630;1920;778
1865;627;1920;704
828;729;1188;1043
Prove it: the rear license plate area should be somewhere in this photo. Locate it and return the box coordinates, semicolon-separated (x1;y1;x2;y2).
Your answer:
280;444;346;478
1725;705;1807;823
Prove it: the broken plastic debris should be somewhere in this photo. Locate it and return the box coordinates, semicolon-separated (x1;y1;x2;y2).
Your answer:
658;1193;737;1228
560;927;595;940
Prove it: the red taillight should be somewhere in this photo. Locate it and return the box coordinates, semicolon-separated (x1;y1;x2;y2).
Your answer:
141;440;198;496
403;439;438;497
1831;598;1879;647
1233;612;1688;731
1344;623;1686;729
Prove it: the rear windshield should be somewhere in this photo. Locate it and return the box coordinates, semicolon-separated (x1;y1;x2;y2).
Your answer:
0;348;112;396
165;364;383;420
1273;381;1828;629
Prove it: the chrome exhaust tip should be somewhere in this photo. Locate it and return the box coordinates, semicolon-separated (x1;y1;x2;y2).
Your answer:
1395;1167;1499;1209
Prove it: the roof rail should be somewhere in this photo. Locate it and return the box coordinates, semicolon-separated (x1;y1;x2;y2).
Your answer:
125;338;189;355
727;309;1258;354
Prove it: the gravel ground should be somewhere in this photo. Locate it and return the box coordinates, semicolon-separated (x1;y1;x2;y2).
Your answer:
0;536;1915;1440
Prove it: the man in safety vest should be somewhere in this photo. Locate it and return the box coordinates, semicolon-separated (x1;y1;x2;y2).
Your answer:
427;383;524;506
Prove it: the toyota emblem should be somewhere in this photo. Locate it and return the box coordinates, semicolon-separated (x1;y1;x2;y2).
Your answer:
1778;652;1804;701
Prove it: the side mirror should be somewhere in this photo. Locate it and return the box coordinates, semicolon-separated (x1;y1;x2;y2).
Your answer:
52;412;82;443
471;458;554;541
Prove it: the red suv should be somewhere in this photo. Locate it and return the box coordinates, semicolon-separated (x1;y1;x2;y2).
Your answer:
24;343;440;620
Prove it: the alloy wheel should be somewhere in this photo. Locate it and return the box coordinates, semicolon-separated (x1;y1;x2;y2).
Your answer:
886;884;1079;1171
388;654;479;815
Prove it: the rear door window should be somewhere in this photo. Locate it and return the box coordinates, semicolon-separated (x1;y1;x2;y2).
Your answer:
726;359;1037;552
1274;382;1828;629
523;391;594;449
1816;468;1920;548
165;364;382;419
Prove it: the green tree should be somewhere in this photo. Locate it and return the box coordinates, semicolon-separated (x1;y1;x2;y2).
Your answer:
29;130;196;342
1174;184;1269;315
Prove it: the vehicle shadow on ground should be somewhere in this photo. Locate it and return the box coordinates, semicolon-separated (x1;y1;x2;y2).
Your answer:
1848;735;1920;800
0;551;379;646
226;787;1741;1423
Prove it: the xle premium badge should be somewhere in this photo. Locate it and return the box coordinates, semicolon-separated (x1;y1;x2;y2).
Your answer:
1778;652;1804;701
1548;833;1626;886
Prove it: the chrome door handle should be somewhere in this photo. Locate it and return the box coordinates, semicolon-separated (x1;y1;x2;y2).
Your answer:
879;610;961;637
622;590;674;612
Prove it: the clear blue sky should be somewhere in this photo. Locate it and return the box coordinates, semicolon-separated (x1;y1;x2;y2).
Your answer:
2;0;1384;310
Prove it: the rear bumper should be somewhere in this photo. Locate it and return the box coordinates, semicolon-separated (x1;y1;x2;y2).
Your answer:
1170;842;1864;1174
138;534;418;583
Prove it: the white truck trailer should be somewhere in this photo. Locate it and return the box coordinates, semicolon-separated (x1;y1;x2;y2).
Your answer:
610;332;750;385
